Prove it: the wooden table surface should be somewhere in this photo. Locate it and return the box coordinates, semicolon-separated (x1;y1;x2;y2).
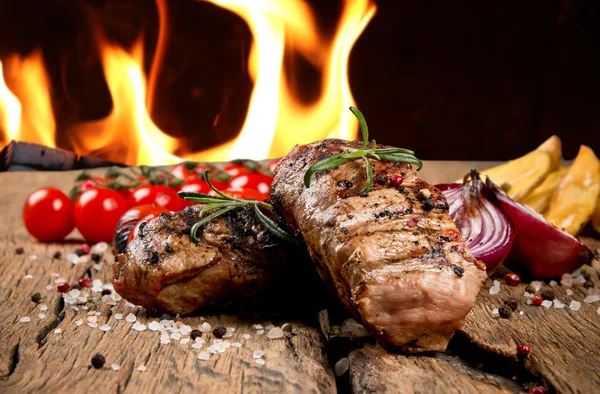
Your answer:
0;162;599;394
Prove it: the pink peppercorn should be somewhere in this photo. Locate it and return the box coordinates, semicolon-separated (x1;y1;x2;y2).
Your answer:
79;278;93;288
79;243;91;254
390;174;403;187
504;273;521;286
532;294;543;306
57;282;70;293
529;386;546;394
517;343;531;356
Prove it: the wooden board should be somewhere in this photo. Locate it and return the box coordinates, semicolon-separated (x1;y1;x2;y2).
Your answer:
0;162;599;393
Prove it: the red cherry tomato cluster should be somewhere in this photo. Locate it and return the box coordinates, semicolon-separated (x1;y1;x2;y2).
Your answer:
22;159;277;244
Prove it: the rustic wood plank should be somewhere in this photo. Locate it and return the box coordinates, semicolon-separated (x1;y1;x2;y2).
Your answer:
0;171;335;393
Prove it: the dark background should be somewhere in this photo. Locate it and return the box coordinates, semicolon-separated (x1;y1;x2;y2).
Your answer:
0;0;598;161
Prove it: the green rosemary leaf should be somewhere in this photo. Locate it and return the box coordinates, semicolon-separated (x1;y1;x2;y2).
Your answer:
304;154;347;188
190;206;237;242
377;152;423;170
349;106;369;150
373;147;415;155
203;170;234;199
362;157;374;193
199;202;245;219
253;205;299;244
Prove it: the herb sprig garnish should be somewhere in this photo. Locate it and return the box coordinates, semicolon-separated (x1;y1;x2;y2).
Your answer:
303;106;422;193
177;170;298;244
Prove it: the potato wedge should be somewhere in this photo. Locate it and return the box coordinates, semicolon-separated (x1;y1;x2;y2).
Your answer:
473;151;551;201
536;135;562;171
545;145;600;235
519;166;570;212
592;198;600;234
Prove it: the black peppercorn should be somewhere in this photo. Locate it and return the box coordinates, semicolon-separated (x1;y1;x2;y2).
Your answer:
541;289;555;301
15;247;24;255
584;280;594;289
504;297;518;311
74;249;86;257
149;252;160;265
101;289;112;296
91;353;105;369
114;255;120;263
358;191;369;197
165;244;174;253
52;251;62;259
212;325;227;338
190;329;202;340
30;292;42;303
91;253;101;263
422;199;435;211
375;174;388;185
139;222;147;237
337;180;353;188
498;305;512;319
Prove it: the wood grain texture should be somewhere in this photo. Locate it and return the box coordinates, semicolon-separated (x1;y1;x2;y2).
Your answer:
0;171;335;394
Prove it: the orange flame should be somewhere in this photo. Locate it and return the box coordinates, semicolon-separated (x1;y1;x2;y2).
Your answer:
0;50;56;148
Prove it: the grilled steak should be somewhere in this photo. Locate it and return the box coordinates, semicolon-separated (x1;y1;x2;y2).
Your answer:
270;139;487;352
112;205;308;315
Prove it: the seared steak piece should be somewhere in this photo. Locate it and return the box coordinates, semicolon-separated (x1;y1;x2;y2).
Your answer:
271;139;486;352
112;205;305;315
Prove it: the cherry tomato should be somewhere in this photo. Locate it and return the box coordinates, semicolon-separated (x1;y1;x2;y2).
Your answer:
113;204;171;253
267;159;279;173
128;185;186;212
171;161;210;180
74;188;129;243
223;163;252;177
210;187;268;201
228;173;273;195
127;212;166;245
22;187;75;242
179;179;229;207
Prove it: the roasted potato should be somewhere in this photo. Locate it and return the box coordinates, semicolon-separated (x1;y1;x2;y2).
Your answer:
592;198;600;234
545;145;600;235
536;135;562;171
519;166;570;213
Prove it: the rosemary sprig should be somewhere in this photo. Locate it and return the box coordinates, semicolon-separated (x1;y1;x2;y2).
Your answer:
304;106;422;193
177;170;298;244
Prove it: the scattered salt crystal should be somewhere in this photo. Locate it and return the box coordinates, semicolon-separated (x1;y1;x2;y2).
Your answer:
29;255;38;261
200;316;206;321
71;306;79;312
566;289;574;296
222;341;231;349
46;285;53;291
192;342;203;349
51;273;60;278
252;324;263;330
195;338;206;344
88;322;98;328
93;264;102;271
92;242;108;253
572;276;587;285
213;339;223;344
39;314;46;319
87;316;98;323
489;286;500;295
255;359;265;365
226;327;235;333
242;334;251;340
75;319;83;326
549;280;558;287
523;292;534;298
170;332;181;340
114;313;123;320
519;311;524;316
137;365;147;372
199;322;211;333
493;280;500;287
491;308;499;318
569;300;581;311
561;273;573;287
257;330;264;335
253;350;265;359
222;332;233;339
179;325;192;336
160;334;170;344
335;358;349;377
87;311;95;316
125;302;136;308
531;281;543;291
100;324;111;332
541;300;552;308
267;327;284;339
111;364;120;371
180;338;190;345
597;307;600;315
102;295;117;305
54;328;61;334
584;295;600;303
23;274;33;279
19;316;31;323
553;299;565;309
148;321;162;331
132;322;146;331
66;253;79;264
198;351;211;361
232;342;242;348
571;269;582;278
526;299;532;305
40;304;48;311
125;313;137;323
54;278;66;284
265;324;275;331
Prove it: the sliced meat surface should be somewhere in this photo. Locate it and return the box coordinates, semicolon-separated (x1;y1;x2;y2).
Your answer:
270;139;486;352
112;205;302;315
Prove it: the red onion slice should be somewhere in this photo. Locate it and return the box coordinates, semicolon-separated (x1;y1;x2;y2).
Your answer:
438;174;515;274
487;181;593;278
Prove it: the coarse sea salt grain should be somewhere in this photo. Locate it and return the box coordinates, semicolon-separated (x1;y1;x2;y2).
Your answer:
252;324;263;330
100;324;111;332
75;319;83;326
54;328;62;334
137;365;147;372
222;333;233;339
192;342;203;349
584;295;600;304
232;342;242;348
597;307;600;315
553;300;565;309
566;289;574;296
39;314;46;319
133;322;147;332
180;338;190;345
23;274;33;279
46;285;53;291
179;325;192;336
125;313;137;323
242;334;251;340
88;322;99;328
561;273;573;287
160;334;170;344
267;327;284;339
569;300;581;311
88;316;98;323
491;308;499;318
199;322;211;333
148;321;162;331
257;329;265;335
541;300;553;308
196;338;206;344
170;332;181;340
40;304;48;311
549;280;558;287
253;350;264;359
111;364;120;371
51;272;60;278
198;352;211;361
531;281;543;291
114;313;123;320
255;359;265;365
265;324;275;331
19;316;31;323
66;254;79;264
489;286;500;295
519;311;524;316
29;255;37;261
226;327;235;333
92;242;108;253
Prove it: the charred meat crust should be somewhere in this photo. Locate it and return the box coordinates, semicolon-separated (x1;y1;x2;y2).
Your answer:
271;139;486;352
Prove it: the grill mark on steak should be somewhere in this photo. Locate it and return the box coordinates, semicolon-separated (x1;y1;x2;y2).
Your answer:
270;138;486;353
